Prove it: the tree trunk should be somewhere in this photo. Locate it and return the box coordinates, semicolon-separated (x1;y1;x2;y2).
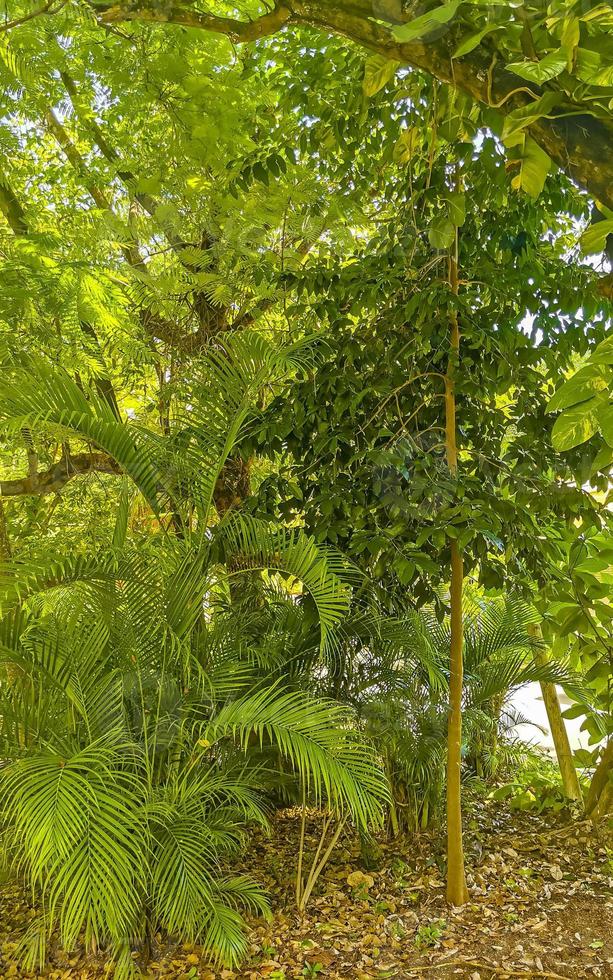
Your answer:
444;211;468;907
446;539;468;904
529;626;583;803
585;739;613;820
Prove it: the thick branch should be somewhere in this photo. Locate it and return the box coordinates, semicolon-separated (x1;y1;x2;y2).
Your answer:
294;1;613;209
44;107;112;212
43;107;144;271
0;452;121;497
99;1;291;39
59;76;229;346
93;0;613;209
61;70;189;246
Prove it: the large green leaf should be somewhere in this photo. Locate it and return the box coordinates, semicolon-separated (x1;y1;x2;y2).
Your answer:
598;402;613;447
204;686;388;828
580;219;613;255
502;92;561;140
453;24;501;58
392;1;462;43
590;334;613;365
0;740;145;950
547;363;609;412
507;49;568;83
363;54;398;96
551;393;608;450
504;133;550;199
220;515;351;651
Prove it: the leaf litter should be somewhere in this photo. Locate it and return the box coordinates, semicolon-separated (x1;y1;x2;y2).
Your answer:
0;797;610;979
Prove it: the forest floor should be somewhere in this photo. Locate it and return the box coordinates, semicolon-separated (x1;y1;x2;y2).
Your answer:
0;798;611;980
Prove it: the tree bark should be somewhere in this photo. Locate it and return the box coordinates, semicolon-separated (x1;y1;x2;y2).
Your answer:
537;670;583;804
447;539;467;904
0;452;121;497
444;203;468;907
93;0;613;211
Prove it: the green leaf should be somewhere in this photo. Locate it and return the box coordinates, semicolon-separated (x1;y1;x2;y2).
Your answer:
597;402;613;448
574;556;609;574
589;334;613;365
394;556;415;584
446;191;466;227
562;704;587;720
590;441;613;474
502;92;561;140
252;161;269;185
560;15;580;70
507;49;568;83
453;24;500;58
574;47;602;83
546;364;609;413
363;55;398;97
580;219;613;255
551;395;607;451
393;127;420;164
392;1;462;43
588;62;613;87
428;215;455;250
580;3;613;25
504;133;550;199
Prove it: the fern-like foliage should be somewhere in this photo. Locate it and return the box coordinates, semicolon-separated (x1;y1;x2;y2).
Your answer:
0;528;386;972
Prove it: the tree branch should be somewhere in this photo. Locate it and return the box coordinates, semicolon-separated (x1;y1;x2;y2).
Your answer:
91;0;613;209
0;452;121;497
60;72;185;248
0;0;64;33
58;75;230;347
98;1;292;40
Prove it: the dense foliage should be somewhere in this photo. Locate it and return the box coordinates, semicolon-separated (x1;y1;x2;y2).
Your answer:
0;0;611;973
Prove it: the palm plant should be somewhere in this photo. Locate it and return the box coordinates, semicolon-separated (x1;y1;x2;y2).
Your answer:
398;594;585;826
280;593;584;836
0;333;388;974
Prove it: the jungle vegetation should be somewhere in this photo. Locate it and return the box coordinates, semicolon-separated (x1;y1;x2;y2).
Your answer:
0;0;611;975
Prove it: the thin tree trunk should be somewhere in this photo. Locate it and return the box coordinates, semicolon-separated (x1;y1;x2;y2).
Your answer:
447;539;467;904
585;739;613;819
529;626;583;803
444;203;468;907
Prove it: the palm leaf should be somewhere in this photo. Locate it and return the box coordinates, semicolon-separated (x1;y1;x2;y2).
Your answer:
203;685;388;828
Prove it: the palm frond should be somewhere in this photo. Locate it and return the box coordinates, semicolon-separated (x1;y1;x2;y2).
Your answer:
220;515;351;652
203;685;388;828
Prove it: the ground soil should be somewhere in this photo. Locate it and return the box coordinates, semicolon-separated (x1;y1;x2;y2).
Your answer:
0;799;610;979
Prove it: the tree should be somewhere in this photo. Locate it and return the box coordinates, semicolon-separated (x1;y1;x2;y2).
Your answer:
248;77;611;893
